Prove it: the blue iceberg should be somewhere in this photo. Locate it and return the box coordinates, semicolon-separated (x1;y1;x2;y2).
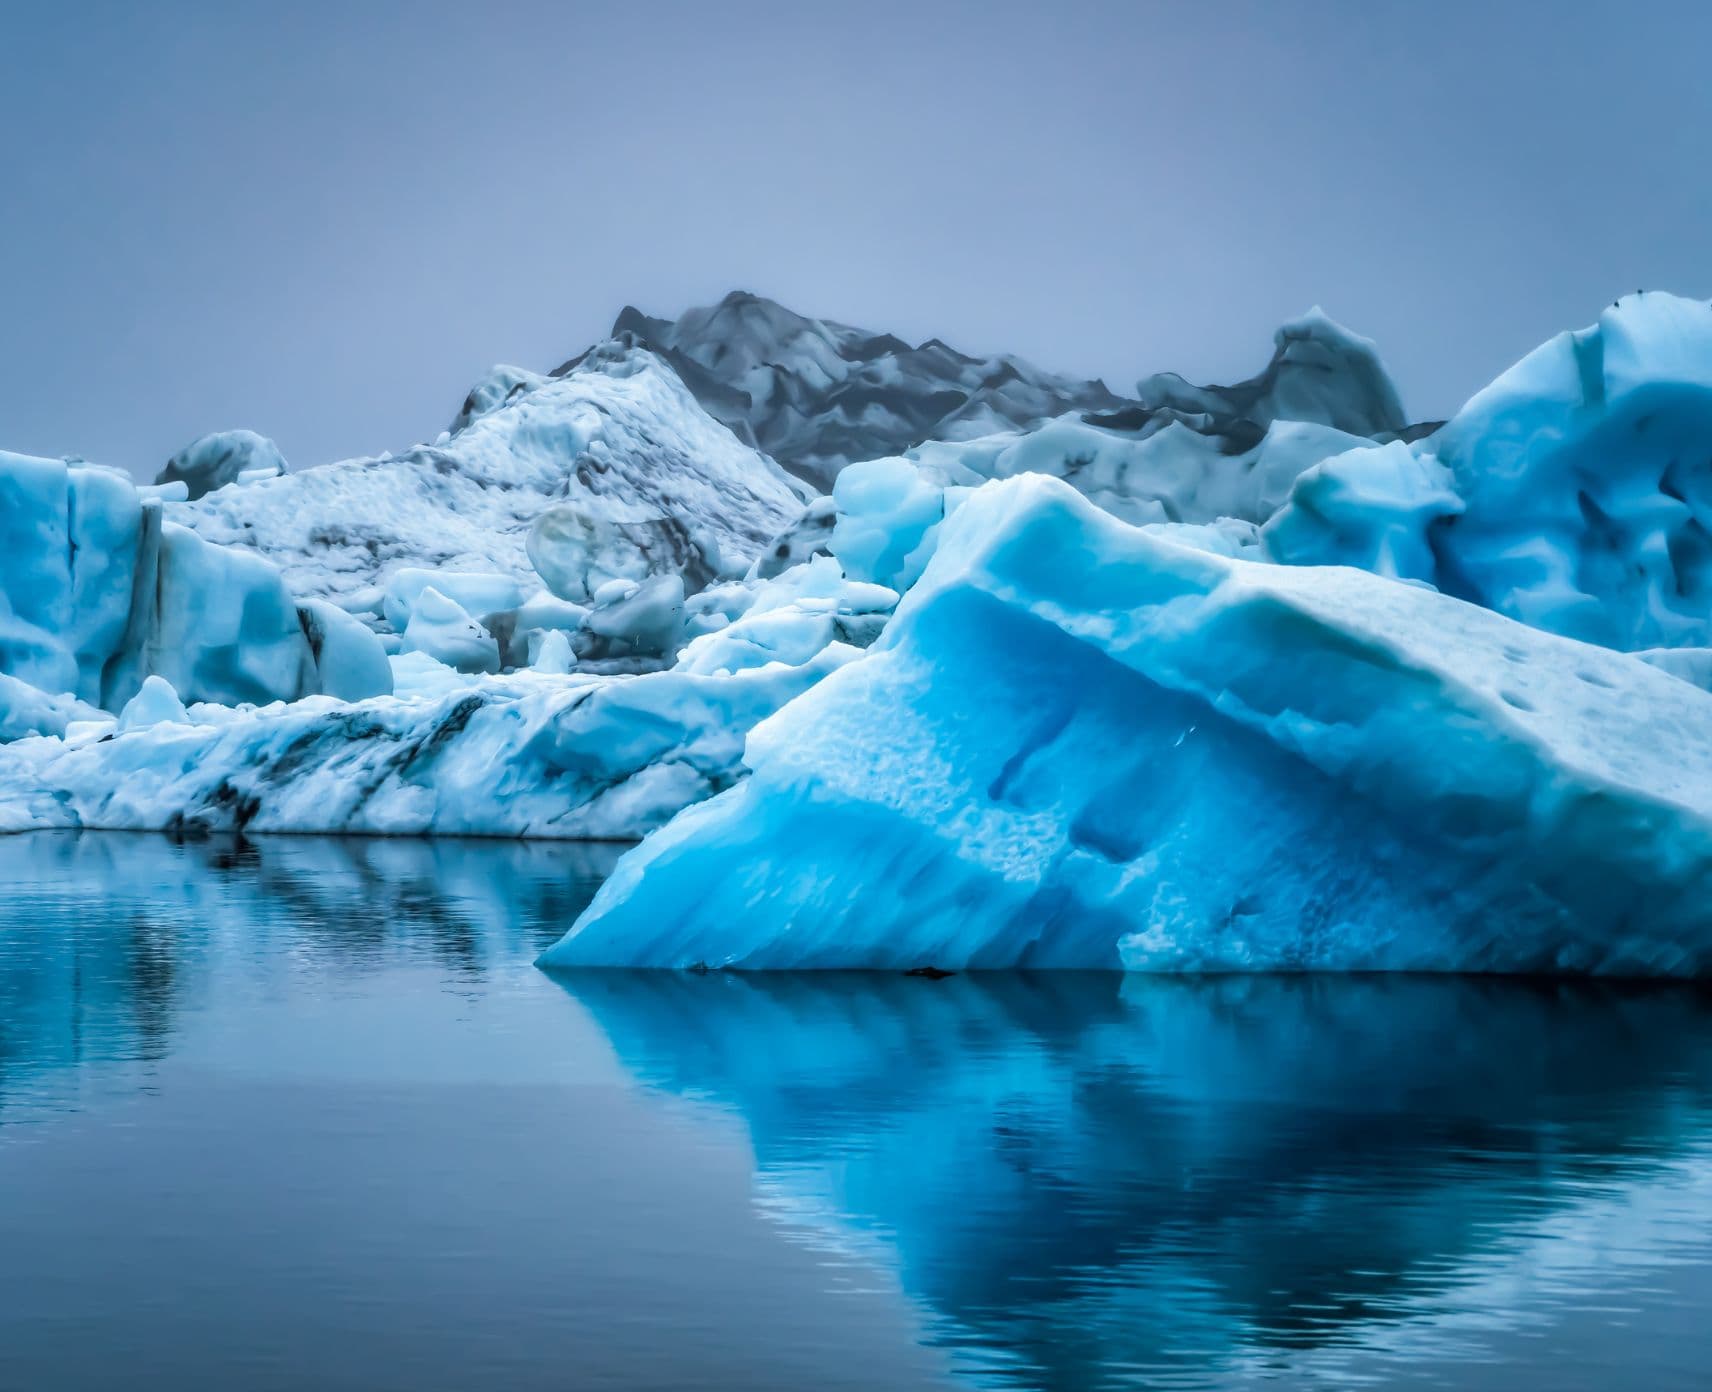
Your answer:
543;474;1712;973
1266;292;1712;652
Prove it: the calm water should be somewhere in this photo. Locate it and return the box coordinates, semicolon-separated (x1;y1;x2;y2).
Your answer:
3;835;1712;1390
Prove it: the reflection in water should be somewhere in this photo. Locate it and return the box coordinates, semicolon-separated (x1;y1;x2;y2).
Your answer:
558;971;1712;1389
6;834;1712;1389
0;832;623;1126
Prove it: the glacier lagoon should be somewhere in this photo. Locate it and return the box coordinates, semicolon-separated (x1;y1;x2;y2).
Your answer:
5;833;1712;1390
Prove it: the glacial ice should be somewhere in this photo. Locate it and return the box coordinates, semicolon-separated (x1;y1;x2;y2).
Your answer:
599;293;1417;492
599;292;1130;490
154;429;287;501
1266;292;1712;651
1135;308;1410;440
5;288;1712;984
0;673;104;744
296;599;394;702
822;413;1380;592
118;675;190;732
1261;440;1463;582
381;568;525;631
0;451;331;712
170;340;806;618
399;587;502;674
544;475;1712;974
0;640;859;838
527;500;718;604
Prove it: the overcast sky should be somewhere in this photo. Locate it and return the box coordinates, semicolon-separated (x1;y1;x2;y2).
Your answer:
2;1;1708;477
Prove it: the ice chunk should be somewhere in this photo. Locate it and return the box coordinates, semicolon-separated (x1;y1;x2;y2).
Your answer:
154;430;286;501
532;629;575;674
0;673;106;744
1267;293;1712;650
297;599;393;702
1136;308;1408;439
149;522;317;706
118;675;189;732
574;574;686;664
1261;440;1464;581
830;457;953;590
527;500;716;604
400;587;500;674
1425;292;1712;648
676;559;897;677
748;495;836;580
0;451;144;704
382;568;524;631
544;475;1712;974
0;451;337;711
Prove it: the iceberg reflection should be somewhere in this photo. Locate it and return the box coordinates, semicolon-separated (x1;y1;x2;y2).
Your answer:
0;832;622;1125
559;971;1712;1388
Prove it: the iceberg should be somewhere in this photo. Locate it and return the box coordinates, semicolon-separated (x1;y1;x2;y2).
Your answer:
153;429;287;501
1266;292;1712;651
544;474;1712;974
0;638;858;839
399;586;502;674
0;451;351;712
170;340;806;618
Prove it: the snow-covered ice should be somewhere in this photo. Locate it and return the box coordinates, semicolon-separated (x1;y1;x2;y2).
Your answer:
170;340;805;619
0;642;859;839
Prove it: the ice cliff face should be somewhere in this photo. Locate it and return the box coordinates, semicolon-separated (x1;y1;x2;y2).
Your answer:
0;451;374;712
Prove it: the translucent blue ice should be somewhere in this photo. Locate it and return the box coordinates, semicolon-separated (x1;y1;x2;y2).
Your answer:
545;475;1712;973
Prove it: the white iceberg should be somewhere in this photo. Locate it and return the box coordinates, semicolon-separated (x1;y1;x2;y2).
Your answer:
170;341;806;617
0;638;859;840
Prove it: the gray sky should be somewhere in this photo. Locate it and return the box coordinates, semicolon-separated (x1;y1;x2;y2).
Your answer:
2;1;1707;478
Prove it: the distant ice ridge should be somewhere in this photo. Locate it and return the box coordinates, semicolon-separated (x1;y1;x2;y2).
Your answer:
544;475;1712;973
599;291;1422;491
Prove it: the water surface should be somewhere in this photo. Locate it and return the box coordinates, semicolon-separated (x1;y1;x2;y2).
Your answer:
2;832;1711;1390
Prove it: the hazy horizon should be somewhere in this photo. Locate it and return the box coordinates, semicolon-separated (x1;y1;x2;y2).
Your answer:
4;1;1708;478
